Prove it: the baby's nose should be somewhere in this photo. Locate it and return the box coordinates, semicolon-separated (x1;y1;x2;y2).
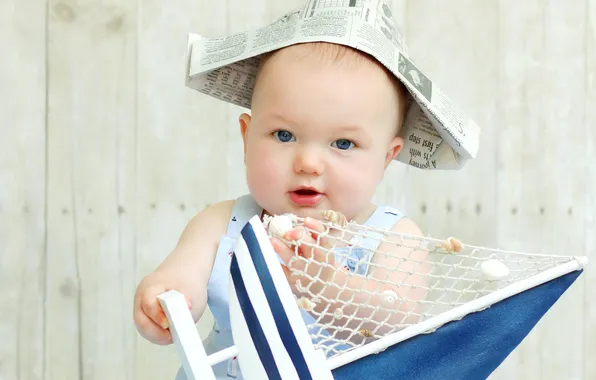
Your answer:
293;147;324;175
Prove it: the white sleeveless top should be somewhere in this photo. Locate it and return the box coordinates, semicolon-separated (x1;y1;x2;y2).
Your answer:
175;194;404;379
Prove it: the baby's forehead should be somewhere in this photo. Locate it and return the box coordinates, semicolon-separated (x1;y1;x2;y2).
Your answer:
258;42;386;75
256;42;405;99
253;43;407;134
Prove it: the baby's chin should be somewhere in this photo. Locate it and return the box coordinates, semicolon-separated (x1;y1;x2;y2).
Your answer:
264;205;328;221
290;207;328;220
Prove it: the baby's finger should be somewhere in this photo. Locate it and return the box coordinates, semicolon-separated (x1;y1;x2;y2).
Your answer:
303;217;327;233
283;225;310;242
141;292;170;329
283;224;332;249
284;227;334;263
284;227;315;252
271;237;295;264
183;295;192;310
280;264;291;280
303;218;343;249
303;217;331;244
272;238;306;286
134;308;173;345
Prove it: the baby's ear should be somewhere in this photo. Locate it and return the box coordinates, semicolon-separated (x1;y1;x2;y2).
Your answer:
384;136;403;168
239;113;252;158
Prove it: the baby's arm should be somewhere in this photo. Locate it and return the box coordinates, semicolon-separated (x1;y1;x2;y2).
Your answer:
133;200;234;345
328;217;428;338
355;218;429;332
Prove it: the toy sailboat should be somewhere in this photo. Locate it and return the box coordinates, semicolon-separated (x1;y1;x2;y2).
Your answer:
159;215;587;380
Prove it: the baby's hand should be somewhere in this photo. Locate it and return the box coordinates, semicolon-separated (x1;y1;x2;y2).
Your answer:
271;217;342;295
133;272;192;345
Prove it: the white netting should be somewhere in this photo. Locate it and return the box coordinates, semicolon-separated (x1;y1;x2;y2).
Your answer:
262;210;577;359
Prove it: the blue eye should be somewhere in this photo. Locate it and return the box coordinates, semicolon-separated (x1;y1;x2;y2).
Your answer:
273;130;295;143
332;139;355;150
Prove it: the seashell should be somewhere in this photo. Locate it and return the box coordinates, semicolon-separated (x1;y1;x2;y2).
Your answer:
481;259;509;280
333;308;344;319
321;210;348;227
381;290;398;306
438;237;463;253
447;237;463;252
294;280;308;293
268;214;294;238
296;296;316;311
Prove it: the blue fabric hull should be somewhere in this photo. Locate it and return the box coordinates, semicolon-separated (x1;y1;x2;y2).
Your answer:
332;270;582;380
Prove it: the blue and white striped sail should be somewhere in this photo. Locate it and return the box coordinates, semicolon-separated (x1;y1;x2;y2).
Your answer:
227;215;334;379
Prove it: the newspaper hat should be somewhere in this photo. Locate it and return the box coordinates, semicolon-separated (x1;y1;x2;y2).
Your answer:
185;0;480;170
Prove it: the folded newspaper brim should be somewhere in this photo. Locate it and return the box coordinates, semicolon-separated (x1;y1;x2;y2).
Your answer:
184;1;481;170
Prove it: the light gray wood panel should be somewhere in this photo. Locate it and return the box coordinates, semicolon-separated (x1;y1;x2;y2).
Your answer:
584;1;596;379
0;1;593;379
0;0;47;379
221;0;275;201
397;0;499;248
492;3;546;377
134;0;233;377
45;0;137;379
496;1;587;379
372;0;410;210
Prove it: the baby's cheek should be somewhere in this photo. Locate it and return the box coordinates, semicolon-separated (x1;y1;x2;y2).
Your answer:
249;153;281;181
330;163;378;209
246;152;284;196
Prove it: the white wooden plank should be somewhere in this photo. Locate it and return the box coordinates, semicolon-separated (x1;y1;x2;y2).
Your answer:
0;1;46;379
492;3;545;377
45;1;137;379
496;1;587;379
134;1;230;378
264;0;303;20
2;2;590;380
112;2;139;378
372;0;410;210
396;0;499;245
221;0;276;201
585;1;595;379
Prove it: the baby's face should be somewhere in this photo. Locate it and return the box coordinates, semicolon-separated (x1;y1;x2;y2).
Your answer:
240;44;404;221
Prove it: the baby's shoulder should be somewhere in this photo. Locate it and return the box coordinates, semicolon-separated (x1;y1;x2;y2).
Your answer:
196;199;236;228
371;204;424;238
184;199;236;243
391;217;424;236
203;199;236;216
384;207;424;238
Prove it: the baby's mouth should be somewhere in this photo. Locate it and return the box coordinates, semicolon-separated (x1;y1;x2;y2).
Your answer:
293;189;319;196
289;188;323;205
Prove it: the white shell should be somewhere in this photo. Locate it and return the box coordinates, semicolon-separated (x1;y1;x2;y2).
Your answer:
333;308;344;319
268;214;294;238
481;259;510;280
296;296;316;311
381;290;398;306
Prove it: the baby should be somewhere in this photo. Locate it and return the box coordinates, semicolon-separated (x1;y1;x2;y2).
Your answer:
134;41;426;378
133;9;477;377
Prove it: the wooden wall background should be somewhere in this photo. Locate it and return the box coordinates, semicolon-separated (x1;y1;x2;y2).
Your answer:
1;0;594;379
